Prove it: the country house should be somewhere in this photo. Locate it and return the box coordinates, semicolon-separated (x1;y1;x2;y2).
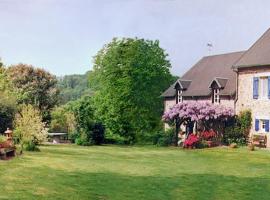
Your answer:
162;28;270;147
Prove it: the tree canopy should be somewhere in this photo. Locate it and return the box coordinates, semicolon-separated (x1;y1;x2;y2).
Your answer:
7;64;59;121
57;71;94;104
91;37;174;143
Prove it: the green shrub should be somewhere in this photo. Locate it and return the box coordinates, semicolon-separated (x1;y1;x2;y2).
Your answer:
105;133;128;145
223;110;252;145
75;130;92;146
24;141;40;151
154;128;175;147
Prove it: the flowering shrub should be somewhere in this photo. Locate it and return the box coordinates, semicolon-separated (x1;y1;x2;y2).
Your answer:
184;133;199;148
162;102;234;123
201;130;217;140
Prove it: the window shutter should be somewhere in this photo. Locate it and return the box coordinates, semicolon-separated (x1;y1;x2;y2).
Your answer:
268;77;270;99
266;120;270;132
253;77;259;99
255;119;259;131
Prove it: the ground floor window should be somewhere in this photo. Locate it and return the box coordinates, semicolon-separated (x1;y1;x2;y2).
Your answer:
255;118;269;132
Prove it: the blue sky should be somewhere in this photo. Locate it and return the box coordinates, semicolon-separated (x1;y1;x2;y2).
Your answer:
1;0;270;76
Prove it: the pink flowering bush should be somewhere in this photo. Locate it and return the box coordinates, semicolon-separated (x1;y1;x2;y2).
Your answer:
183;133;199;148
162;102;234;124
201;130;217;140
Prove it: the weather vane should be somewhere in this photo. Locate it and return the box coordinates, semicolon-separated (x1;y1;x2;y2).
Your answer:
207;43;213;52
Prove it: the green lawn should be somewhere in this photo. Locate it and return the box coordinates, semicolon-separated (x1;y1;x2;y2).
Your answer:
1;145;270;200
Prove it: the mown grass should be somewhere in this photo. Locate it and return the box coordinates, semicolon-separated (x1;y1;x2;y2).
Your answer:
0;144;270;199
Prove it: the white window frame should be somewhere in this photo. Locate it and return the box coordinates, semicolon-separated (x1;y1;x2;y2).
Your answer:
260;76;268;99
213;89;220;104
177;90;183;103
260;119;267;133
255;116;269;133
253;73;270;100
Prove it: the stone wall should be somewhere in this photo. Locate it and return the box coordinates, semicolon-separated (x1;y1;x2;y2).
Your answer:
236;67;270;147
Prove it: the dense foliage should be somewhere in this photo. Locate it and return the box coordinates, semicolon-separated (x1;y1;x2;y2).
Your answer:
50;106;76;134
14;104;48;152
92;38;174;143
0;66;17;133
65;96;105;145
57;71;94;104
223;110;252;145
7;64;59;121
152;128;175;146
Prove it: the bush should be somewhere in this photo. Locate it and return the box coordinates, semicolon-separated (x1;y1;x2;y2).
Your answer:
153;128;175;147
184;133;199;148
75;129;92;146
105;133;128;145
223;110;252;145
67;97;107;146
14;104;48;152
92;122;105;145
24;141;40;151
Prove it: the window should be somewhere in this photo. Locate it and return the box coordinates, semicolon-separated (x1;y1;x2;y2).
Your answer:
261;77;268;98
177;90;183;103
213;89;220;104
255;118;269;133
262;120;266;131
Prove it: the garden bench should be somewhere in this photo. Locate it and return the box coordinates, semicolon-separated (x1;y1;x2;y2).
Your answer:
252;135;267;148
0;147;15;160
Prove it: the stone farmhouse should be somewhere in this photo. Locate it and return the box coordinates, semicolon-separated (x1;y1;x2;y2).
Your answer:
162;28;270;147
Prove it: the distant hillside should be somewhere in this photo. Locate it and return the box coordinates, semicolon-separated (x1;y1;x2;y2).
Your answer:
57;71;93;104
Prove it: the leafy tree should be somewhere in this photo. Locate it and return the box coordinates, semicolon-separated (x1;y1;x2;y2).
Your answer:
57;71;94;104
14;104;48;152
7;64;59;121
50;106;76;134
68;96;94;133
92;38;174;143
66;96;105;145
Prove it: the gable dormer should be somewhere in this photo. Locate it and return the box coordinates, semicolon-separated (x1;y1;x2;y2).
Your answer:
209;77;228;104
174;79;192;103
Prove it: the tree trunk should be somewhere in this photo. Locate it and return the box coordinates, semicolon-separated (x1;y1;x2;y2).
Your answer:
174;118;180;146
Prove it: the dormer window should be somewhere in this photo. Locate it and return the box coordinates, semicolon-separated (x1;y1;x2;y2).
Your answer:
173;79;191;104
213;89;220;104
177;89;183;103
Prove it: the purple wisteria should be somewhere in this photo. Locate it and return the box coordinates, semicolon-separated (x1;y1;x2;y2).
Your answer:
162;102;234;123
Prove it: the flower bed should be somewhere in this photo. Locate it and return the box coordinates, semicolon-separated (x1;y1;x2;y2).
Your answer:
183;130;220;149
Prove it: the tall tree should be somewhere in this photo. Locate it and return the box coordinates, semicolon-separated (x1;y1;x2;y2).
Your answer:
7;64;59;121
92;38;174;142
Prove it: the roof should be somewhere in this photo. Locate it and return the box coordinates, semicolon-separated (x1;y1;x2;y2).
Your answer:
161;84;176;97
208;77;228;89
163;51;245;97
233;28;270;68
